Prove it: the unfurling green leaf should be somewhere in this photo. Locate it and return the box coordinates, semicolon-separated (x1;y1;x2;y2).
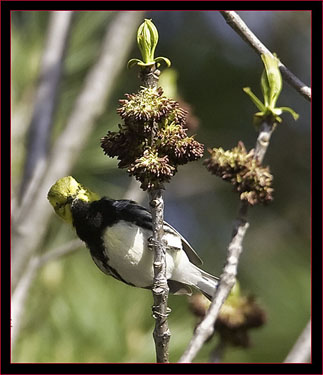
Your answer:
261;54;282;109
244;53;298;125
155;56;171;68
243;87;266;112
277;106;299;120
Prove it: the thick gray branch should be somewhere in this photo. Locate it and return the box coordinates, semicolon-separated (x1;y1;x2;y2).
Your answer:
149;190;170;363
12;11;144;292
220;11;311;101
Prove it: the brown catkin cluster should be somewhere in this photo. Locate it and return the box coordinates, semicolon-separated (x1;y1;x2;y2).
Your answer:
215;294;267;347
101;86;204;190
204;142;274;205
189;293;266;348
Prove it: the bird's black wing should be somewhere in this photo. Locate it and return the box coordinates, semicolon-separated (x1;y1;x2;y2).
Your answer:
112;199;153;230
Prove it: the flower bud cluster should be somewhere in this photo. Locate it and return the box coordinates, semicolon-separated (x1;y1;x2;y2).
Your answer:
215;294;267;347
101;87;204;190
204;142;273;205
189;291;266;348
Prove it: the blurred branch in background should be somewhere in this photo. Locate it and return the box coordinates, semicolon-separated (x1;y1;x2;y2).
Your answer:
11;239;82;347
220;11;311;101
284;320;311;363
12;11;144;291
18;11;74;204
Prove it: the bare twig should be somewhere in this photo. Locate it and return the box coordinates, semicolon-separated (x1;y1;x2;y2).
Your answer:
220;11;311;101
179;120;274;363
11;11;144;293
18;11;74;202
36;239;82;267
149;190;171;363
178;216;249;363
284;320;311;363
254;121;275;163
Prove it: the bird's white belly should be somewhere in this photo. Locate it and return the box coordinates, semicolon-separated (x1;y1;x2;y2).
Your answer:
103;221;181;287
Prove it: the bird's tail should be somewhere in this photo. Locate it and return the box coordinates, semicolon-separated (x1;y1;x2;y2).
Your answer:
190;264;219;301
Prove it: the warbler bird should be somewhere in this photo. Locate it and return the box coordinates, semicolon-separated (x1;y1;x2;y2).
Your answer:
47;176;218;299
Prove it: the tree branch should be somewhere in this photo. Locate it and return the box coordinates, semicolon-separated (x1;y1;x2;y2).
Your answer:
284;320;311;363
149;190;171;363
12;11;144;293
138;64;171;363
18;11;74;202
179;120;274;363
178;215;249;363
220;11;311;102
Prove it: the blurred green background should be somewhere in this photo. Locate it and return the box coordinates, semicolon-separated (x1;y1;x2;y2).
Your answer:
11;11;310;363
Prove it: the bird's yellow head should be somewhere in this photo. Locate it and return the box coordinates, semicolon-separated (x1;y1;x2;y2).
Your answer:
47;176;100;224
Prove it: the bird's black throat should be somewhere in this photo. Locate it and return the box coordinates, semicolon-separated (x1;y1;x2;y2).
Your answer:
70;198;117;259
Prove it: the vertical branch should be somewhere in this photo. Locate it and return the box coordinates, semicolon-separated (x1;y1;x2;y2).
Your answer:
104;19;202;362
139;64;170;363
148;190;171;363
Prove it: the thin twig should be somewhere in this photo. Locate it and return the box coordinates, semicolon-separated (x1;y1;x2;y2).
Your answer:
12;11;144;292
220;11;311;101
179;120;274;363
36;239;82;267
284;320;311;363
178;216;249;363
254;121;275;163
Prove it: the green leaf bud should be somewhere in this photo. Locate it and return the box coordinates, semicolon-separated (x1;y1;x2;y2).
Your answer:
137;19;159;66
261;54;282;109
